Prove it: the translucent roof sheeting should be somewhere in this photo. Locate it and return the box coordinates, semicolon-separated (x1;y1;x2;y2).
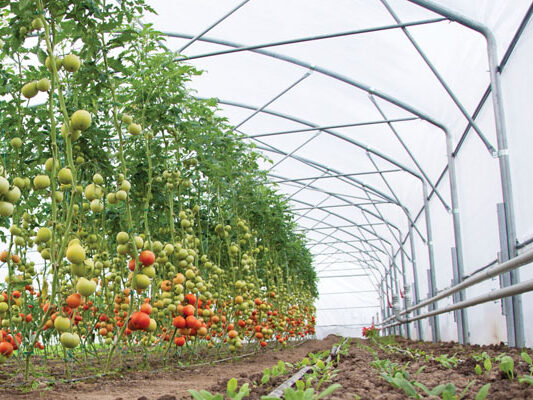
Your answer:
144;1;533;345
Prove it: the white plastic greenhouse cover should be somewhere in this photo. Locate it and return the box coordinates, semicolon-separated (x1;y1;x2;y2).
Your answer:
142;0;533;346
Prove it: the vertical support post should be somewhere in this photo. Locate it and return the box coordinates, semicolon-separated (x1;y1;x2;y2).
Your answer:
408;218;423;340
489;38;525;348
497;203;521;347
422;183;439;342
400;240;411;339
444;132;470;345
451;247;469;344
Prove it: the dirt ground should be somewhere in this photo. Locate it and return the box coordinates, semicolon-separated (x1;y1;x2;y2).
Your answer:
3;336;533;399
0;336;338;400
329;337;533;399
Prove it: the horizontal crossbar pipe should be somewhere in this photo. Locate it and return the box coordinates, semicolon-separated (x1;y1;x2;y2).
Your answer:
291;202;389;211
243;118;419;138
314;260;374;266
318;274;370;278
382;277;533;328
317;306;380;310
171;18;446;62
279;181;386;202
316;268;367;272
381;248;533;325
405;248;533;315
273;170;402;183
320;290;377;295
298;225;386;231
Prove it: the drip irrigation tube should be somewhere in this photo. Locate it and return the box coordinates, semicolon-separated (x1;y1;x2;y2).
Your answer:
267;337;348;398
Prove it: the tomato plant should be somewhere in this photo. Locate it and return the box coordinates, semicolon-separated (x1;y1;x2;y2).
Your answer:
0;0;316;381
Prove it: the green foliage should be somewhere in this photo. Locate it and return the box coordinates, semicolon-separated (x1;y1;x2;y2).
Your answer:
261;381;342;400
475;383;491;400
518;375;533;386
262;361;292;384
521;351;533;374
434;353;459;369
226;378;250;400
499;355;515;380
472;352;492;372
415;380;475;400
188;378;250;400
189;390;224;400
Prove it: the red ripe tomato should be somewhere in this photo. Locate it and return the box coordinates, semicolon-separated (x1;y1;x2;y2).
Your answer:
174;336;186;346
140;303;152;315
12;290;21;299
128;259;136;271
186;315;199;329
139;250;155;266
130;311;150;330
0;341;14;357
66;293;82;308
260;341;267;347
238;320;246;328
185;293;197;305
182;304;195;316
25;314;32;323
172;316;186;329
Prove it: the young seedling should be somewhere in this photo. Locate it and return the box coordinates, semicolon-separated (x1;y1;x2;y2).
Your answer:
499;355;515;380
434;353;459;369
521;351;533;374
475;383;491;400
416;380;478;400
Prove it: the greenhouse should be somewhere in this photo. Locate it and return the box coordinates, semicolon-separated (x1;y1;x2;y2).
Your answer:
1;0;533;398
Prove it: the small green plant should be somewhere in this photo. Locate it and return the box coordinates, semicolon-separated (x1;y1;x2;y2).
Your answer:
310;358;338;390
472;351;492;372
521;351;533;374
262;361;292;384
372;358;425;399
189;378;250;400
474;364;483;375
475;383;491;400
518;375;533;386
189;390;223;400
415;380;475;400
261;380;342;400
499;355;515;380
434;353;459;369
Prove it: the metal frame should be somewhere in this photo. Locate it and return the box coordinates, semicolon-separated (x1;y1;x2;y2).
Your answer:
155;1;533;345
406;0;524;348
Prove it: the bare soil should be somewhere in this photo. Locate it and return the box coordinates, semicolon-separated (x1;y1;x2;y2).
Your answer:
2;336;533;399
329;337;533;399
202;336;533;399
0;336;338;400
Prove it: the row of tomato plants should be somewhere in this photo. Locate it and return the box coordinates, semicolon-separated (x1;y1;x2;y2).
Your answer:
0;0;317;382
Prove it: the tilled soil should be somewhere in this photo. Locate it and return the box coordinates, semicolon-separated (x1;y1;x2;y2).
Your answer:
205;337;533;399
0;336;339;400
329;337;533;399
2;336;533;399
